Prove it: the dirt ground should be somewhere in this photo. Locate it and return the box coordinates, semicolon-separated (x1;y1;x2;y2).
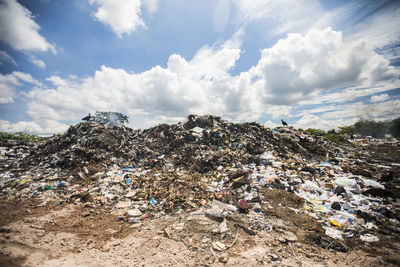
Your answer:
1;198;399;267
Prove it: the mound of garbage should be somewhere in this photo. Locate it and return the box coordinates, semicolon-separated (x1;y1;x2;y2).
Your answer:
1;115;399;265
16;115;334;175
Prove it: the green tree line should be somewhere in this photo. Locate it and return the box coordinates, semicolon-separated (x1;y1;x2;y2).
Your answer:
301;117;400;141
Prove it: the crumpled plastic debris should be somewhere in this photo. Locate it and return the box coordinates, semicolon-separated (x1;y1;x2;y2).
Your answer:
360;234;379;243
325;227;343;240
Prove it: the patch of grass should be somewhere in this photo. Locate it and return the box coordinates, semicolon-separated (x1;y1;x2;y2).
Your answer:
0;131;43;142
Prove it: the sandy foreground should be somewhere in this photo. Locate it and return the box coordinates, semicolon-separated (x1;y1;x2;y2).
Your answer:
1;199;399;267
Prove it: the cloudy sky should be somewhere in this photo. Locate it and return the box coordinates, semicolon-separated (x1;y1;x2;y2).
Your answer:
0;0;399;134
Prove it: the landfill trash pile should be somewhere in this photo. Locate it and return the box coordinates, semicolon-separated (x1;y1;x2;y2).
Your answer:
9;115;336;176
1;115;400;266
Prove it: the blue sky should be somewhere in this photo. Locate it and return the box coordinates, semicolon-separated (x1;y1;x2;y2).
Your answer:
0;0;399;134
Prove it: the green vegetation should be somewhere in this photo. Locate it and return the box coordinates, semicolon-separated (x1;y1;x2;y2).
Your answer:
354;120;388;138
348;118;400;138
389;117;400;138
350;118;399;138
0;132;42;142
325;133;355;146
303;127;353;145
304;128;326;136
338;125;356;135
327;129;336;135
302;117;400;146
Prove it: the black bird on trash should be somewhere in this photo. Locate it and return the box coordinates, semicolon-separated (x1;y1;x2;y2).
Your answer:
82;113;91;122
281;119;288;126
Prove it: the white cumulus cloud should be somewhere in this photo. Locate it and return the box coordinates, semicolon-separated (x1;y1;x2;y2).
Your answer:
0;0;55;52
294;114;357;131
370;93;390;103
0;119;68;135
251;27;399;105
0;71;42;104
89;0;146;37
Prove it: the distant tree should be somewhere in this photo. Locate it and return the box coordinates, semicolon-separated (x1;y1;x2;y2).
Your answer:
327;129;336;135
338;125;356;135
87;111;129;126
335;117;399;139
390;117;400;137
354;120;387;138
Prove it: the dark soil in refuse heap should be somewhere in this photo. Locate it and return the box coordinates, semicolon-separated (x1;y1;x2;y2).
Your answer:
21;122;137;172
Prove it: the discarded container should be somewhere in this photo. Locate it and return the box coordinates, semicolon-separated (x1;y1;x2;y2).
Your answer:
360;234;379;243
325;227;343;240
127;208;142;217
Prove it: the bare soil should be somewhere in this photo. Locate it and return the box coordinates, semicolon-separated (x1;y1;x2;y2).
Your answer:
1;198;399;267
